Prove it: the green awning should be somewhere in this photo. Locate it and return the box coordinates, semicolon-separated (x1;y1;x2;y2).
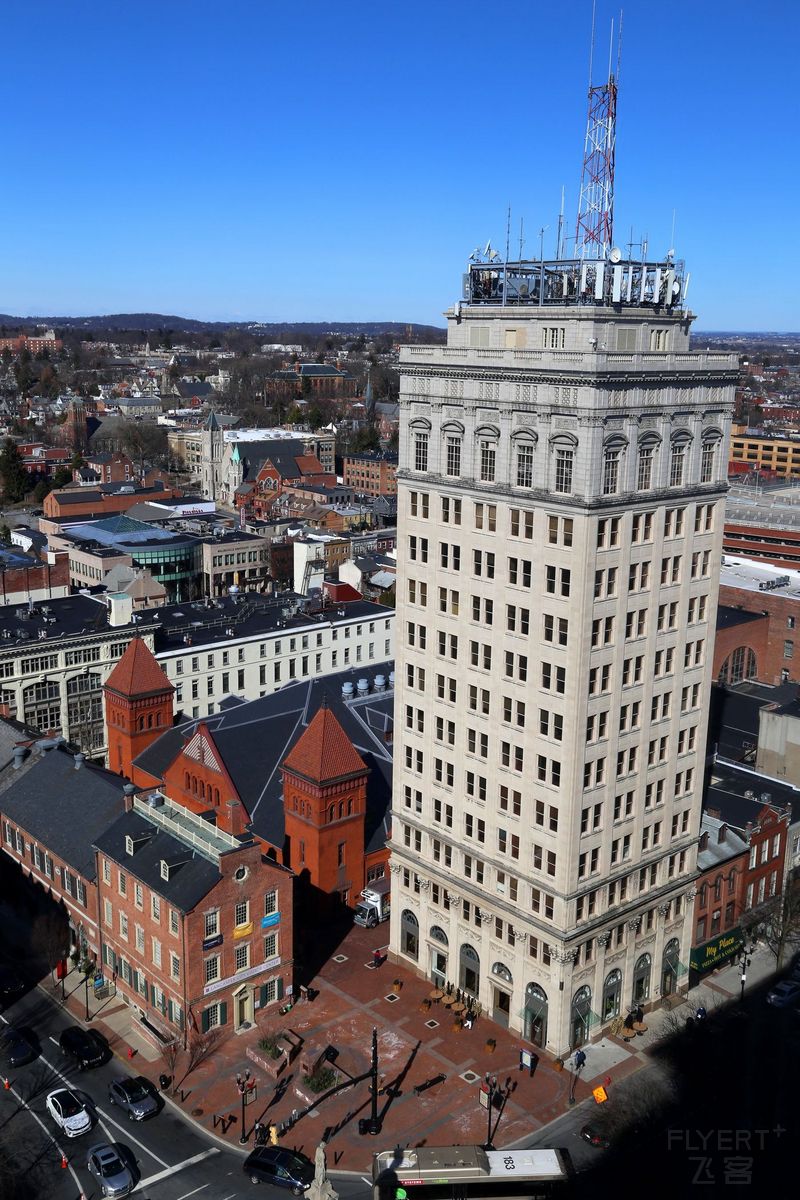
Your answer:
689;928;743;973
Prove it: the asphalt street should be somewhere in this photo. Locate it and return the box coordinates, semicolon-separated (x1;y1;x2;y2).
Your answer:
0;982;372;1200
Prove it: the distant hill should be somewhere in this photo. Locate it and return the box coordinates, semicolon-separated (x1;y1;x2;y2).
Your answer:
0;313;446;338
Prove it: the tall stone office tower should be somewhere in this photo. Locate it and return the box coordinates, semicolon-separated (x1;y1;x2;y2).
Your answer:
388;249;737;1053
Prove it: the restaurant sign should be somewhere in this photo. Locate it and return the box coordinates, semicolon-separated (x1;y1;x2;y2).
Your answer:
689;927;743;973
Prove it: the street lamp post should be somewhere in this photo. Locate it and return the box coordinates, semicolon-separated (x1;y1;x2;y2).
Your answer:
236;1070;251;1145
483;1075;498;1150
84;972;91;1022
739;946;753;1003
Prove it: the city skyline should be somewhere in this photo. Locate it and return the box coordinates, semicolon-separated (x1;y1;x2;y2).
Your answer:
2;0;797;330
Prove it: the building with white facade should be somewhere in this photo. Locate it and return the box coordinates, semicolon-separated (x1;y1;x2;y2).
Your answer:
0;592;393;760
389;249;737;1054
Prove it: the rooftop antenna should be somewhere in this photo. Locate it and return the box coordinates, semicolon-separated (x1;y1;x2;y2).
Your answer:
505;204;512;265
538;225;549;262
556;186;565;260
518;217;525;262
575;7;621;261
669;208;677;257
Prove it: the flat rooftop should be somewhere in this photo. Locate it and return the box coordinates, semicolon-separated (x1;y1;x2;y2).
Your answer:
720;555;800;598
0;590;392;654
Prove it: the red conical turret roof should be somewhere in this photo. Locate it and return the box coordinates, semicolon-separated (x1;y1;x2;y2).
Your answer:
283;702;368;785
104;637;173;698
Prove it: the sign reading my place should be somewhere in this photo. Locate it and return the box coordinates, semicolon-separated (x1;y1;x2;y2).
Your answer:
203;955;281;996
689;927;743;973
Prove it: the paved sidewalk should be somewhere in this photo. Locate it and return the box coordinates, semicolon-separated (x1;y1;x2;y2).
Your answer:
48;925;780;1171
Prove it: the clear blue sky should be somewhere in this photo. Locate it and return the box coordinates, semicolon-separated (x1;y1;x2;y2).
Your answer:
2;0;797;330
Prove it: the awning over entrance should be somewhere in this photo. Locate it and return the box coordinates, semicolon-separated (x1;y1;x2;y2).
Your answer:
689;927;744;974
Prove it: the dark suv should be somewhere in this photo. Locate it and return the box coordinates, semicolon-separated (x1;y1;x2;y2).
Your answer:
59;1026;108;1069
243;1148;314;1192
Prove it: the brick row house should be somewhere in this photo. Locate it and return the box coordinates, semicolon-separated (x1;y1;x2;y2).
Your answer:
94;790;293;1038
0;731;128;962
690;762;793;981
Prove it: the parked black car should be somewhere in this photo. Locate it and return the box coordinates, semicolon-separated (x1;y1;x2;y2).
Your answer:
243;1147;315;1192
0;966;25;1004
580;1124;611;1150
59;1026;109;1069
0;1026;38;1068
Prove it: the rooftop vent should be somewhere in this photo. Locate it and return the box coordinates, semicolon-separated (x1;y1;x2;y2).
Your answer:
342;681;354;698
73;752;85;770
356;678;369;694
374;674;386;691
744;789;755;799
12;746;26;770
388;670;395;687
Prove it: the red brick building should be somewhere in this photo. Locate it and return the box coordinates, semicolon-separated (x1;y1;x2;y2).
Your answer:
43;481;181;522
94;788;293;1042
715;563;800;685
0;735;128;962
691;815;749;979
723;519;800;571
343;454;398;498
0;546;70;604
282;703;371;895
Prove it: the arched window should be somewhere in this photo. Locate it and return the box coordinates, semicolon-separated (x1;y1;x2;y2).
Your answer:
347;798;353;815
550;433;578;494
184;771;190;790
524;983;548;1047
430;925;448;945
637;434;660;491
338;801;343;819
475;425;500;484
602;968;622;1021
491;961;513;984
662;938;680;997
401;909;419;960
602;436;627;496
410;419;431;474
570;985;592;1049
700;430;723;483
442;421;464;479
633;953;652;1003
138;716;145;731
512;429;537;489
147;713;153;729
459;943;480;994
669;431;692;487
719;646;757;685
199;781;205;799
329;804;335;823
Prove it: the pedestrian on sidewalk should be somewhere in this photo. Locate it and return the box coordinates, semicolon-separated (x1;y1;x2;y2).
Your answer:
372;948;382;969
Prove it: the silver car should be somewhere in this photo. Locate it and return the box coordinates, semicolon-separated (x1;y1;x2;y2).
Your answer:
86;1144;135;1197
107;1075;159;1120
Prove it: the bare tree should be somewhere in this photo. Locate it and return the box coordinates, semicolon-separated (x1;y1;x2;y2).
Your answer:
158;1039;181;1093
183;1028;225;1079
743;880;800;967
29;911;68;986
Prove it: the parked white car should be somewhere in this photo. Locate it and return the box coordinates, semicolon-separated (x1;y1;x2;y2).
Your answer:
45;1088;92;1137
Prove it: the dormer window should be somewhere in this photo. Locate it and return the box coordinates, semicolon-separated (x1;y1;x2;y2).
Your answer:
160;860;170;881
125;836;134;856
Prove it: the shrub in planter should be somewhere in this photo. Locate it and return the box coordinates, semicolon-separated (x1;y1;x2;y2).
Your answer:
258;1035;283;1061
303;1066;337;1094
552;1057;564;1072
393;979;403;992
485;1038;496;1053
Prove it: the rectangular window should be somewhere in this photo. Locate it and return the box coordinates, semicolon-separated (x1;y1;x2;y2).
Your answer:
479;441;496;483
516;443;534;488
554;448;574;494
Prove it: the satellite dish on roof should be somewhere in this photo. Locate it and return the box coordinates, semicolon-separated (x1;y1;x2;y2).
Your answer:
609;246;622;263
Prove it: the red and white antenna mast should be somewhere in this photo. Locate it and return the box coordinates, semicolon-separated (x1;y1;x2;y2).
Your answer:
575;10;621;260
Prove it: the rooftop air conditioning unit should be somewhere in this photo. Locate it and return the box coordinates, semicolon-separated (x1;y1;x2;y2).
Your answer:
744;790;755;799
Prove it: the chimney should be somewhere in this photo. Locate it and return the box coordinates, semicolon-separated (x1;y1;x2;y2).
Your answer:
717;823;727;844
107;592;133;628
73;752;86;770
123;782;136;811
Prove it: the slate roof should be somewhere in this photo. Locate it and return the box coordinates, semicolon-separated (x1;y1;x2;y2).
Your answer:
283;703;368;785
0;743;128;881
105;637;173;698
134;662;394;853
237;440;305;483
698;814;749;871
94;809;221;912
716;605;766;632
